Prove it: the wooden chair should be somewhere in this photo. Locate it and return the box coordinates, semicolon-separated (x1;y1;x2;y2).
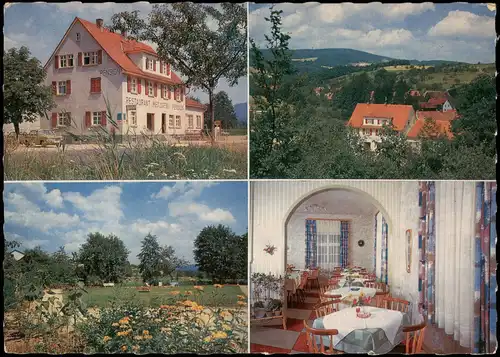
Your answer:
374;291;390;307
364;280;376;288
307;268;320;290
313;298;342;317
401;321;426;354
382;296;410;313
303;320;343;354
294;273;308;303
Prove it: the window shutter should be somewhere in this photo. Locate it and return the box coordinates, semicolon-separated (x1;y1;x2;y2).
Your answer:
101;111;107;126
51;113;58;128
159;61;163;74
66;80;71;95
153;60;156;72
127;76;131;93
137;79;142;94
168;86;172;99
78;52;82;66
85;111;91;127
54;56;59;69
154;83;158;97
97;78;101;93
52;81;57;95
98;50;103;64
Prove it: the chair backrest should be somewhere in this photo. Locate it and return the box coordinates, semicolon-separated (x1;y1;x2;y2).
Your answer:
364;280;376;288
303;320;341;354
375;282;388;292
314;298;342;317
311;269;320;278
382;296;410;313
402;321;426;354
374;291;390;308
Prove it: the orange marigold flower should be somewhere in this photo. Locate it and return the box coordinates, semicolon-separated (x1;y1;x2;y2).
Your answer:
194;286;204;291
237;301;247;306
103;336;111;343
214;284;223;288
220;310;232;318
237;295;246;300
185;291;193;295
191;304;204;312
143;330;149;335
121;345;127;352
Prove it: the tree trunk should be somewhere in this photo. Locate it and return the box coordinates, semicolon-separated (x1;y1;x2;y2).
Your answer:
209;89;215;145
14;122;20;138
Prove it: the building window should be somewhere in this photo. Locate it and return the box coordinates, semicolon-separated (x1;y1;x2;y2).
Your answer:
169;115;174;128
130;111;137;126
162;85;168;98
131;78;137;93
92;111;101;126
57;81;67;95
57;112;70;126
146;58;154;71
175;115;181;128
148;81;154;96
90;77;101;93
76;33;81;41
174;88;181;101
370;129;373;136
316;231;341;271
196;115;201;128
83;51;98;65
187;115;194;128
59;54;74;68
162;62;167;75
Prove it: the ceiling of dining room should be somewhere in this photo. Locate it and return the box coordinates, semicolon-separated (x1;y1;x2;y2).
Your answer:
294;189;380;216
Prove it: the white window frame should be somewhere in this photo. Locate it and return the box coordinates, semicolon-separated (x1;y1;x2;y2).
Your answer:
57;112;69;126
57;81;67;95
83;51;98;66
148;81;154;97
316;233;341;271
196;115;201;128
92;111;101;126
162;85;168;99
131;78;137;94
76;33;81;41
130;110;137;126
175;115;181;129
146;58;154;71
187;114;194;129
59;54;74;68
168;115;174;128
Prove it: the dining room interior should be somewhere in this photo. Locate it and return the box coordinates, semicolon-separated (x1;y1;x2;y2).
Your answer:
249;180;496;354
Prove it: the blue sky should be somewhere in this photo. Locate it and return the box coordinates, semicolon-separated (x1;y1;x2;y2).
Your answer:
4;181;248;264
3;2;248;104
249;3;495;63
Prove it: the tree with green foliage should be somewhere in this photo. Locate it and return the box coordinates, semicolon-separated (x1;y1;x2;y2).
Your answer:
3;46;55;137
107;3;247;143
137;233;162;284
159;245;188;280
205;91;238;129
75;233;130;285
194;225;247;283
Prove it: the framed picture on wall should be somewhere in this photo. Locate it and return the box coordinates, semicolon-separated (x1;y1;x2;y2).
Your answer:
405;229;412;273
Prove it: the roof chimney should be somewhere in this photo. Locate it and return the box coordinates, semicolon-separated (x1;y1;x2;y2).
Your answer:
96;18;104;29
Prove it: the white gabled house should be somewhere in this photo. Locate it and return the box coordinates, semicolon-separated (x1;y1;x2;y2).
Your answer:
41;17;205;136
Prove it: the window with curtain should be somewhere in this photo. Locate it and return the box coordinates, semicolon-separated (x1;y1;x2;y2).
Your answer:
316;232;341;271
305;219;349;270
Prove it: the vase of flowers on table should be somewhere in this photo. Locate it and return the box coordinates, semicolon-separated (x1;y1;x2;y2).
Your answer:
353;292;372;317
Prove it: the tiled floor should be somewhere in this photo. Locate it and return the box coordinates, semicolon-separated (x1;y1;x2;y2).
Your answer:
250;289;470;354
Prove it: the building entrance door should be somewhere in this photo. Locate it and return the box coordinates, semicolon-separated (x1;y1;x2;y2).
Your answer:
161;114;166;134
147;113;154;132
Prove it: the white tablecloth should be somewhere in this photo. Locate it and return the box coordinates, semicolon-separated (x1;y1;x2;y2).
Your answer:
322;306;405;346
338;278;368;287
324;287;376;310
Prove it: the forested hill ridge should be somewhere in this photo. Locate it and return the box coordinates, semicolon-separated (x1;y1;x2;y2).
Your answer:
251;47;467;72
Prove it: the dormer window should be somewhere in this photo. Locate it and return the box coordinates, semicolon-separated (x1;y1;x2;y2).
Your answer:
76;32;81;41
146;58;154;71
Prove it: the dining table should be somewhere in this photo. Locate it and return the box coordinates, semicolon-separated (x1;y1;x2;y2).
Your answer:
312;306;411;354
285;272;302;294
324;286;377;310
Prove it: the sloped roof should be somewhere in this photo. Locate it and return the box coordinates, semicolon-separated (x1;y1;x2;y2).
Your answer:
185;98;206;110
46;17;183;86
348;103;414;131
416;110;458;122
407;117;453;139
428;97;447;106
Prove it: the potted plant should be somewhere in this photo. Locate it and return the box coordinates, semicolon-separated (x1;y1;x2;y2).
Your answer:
269;299;282;316
254;301;266;318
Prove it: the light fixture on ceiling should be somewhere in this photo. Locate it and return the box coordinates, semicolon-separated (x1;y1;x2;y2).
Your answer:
300;203;328;213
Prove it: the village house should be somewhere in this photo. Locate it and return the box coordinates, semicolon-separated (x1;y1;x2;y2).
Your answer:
40;17;205;137
406;111;456;148
419;91;455;112
347;103;416;151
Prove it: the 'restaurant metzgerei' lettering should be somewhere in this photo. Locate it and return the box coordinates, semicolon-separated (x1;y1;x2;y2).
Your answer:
125;97;170;109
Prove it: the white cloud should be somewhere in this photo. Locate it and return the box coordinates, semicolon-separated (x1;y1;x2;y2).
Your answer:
63;185;123;222
169;201;235;223
151;182;219;201
428;10;495;38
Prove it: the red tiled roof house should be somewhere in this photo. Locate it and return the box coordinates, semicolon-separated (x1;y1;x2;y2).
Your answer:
347;103;416;151
41;17;205;136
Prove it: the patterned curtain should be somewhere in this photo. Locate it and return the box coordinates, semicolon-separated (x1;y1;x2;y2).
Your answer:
473;182;497;353
305;219;317;268
380;216;388;284
373;212;378;274
340;221;349;268
418;181;436;323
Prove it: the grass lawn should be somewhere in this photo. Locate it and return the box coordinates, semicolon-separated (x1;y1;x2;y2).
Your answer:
228;128;248;136
68;285;245;308
4;141;247;180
